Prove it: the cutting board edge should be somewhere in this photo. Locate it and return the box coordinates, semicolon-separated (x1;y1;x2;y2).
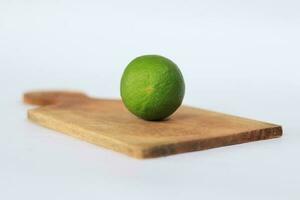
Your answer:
27;108;282;159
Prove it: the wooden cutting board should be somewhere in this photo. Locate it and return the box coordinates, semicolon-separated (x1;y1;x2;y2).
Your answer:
24;91;282;159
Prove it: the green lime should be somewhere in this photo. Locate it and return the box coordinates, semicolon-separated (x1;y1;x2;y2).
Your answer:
120;55;185;121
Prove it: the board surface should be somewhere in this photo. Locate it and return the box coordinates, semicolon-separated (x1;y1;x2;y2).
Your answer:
24;91;282;159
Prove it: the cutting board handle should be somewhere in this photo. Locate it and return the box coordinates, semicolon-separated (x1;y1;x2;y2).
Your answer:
24;91;88;106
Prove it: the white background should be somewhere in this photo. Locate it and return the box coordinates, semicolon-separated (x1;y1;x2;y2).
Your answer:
1;0;300;199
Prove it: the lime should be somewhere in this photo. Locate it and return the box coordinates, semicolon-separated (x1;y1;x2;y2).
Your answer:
120;55;185;121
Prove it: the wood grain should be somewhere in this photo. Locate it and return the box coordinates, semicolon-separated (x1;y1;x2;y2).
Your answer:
24;91;282;159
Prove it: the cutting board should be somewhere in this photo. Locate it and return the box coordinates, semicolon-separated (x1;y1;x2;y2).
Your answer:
24;91;282;159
